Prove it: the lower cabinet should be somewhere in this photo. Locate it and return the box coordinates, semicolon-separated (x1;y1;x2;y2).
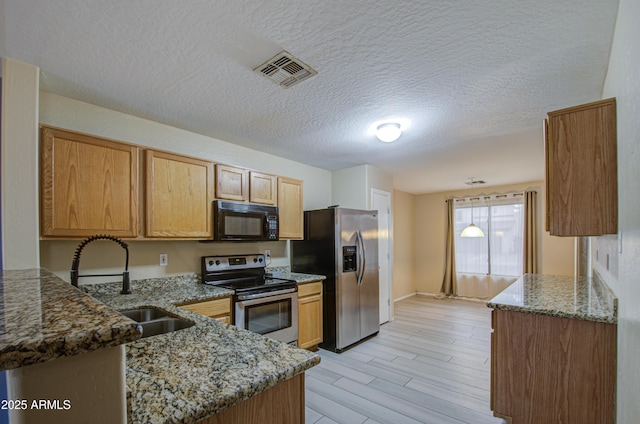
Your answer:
197;373;305;424
298;281;323;350
179;297;232;324
490;309;616;424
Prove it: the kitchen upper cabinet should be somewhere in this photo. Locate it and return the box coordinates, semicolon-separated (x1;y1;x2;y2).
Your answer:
249;171;277;205
40;125;139;238
217;166;277;205
145;150;214;238
216;164;249;201
278;177;303;240
545;98;617;236
491;309;616;423
297;281;323;350
178;297;232;324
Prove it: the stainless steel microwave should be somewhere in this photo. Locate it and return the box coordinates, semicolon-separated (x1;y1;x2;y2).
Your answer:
213;200;279;241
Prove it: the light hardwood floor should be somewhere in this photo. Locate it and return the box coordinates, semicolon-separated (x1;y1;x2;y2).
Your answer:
305;295;506;424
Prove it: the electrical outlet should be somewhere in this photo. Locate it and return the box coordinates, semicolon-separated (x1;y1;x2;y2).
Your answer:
159;254;168;266
265;249;271;260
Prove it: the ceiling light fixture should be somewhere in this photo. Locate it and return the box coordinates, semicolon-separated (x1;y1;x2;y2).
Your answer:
376;123;402;142
461;177;485;238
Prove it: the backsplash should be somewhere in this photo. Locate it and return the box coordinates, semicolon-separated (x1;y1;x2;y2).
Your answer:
82;274;199;297
592;269;619;317
592;234;619;279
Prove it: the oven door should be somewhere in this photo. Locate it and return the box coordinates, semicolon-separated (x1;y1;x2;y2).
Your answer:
235;288;298;345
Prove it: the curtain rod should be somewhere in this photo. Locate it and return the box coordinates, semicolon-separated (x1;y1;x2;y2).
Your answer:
449;190;533;203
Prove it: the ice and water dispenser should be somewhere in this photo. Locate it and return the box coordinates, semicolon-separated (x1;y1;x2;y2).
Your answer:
343;246;357;272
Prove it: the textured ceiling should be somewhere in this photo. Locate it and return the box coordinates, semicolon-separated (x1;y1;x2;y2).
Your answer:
0;0;619;193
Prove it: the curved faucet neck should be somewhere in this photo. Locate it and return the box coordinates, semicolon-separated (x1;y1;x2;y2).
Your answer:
70;234;131;294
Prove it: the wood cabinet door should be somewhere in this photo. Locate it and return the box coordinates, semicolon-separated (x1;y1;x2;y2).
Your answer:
179;298;231;322
277;177;303;239
249;171;277;205
546;98;617;236
491;309;616;424
216;164;248;201
298;281;323;349
40;126;139;238
199;373;305;424
145;150;214;238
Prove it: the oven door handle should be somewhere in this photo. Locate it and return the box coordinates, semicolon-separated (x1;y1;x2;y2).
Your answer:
236;287;297;301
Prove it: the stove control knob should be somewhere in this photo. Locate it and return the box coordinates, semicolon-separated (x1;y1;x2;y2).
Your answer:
215;260;221;266
253;258;258;263
208;260;214;266
259;257;263;263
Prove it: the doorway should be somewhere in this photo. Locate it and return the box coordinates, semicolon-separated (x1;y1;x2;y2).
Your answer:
371;189;391;324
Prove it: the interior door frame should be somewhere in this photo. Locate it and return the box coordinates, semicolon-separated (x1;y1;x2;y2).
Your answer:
371;188;392;324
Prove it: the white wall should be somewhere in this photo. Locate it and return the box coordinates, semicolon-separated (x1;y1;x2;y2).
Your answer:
38;91;332;281
332;165;368;209
593;0;640;420
1;58;40;269
332;164;393;210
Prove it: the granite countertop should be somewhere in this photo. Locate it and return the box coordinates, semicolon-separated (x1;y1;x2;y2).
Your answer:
0;269;141;371
266;267;326;284
487;273;617;324
83;274;320;424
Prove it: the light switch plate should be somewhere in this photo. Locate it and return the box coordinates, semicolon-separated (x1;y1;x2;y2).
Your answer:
159;254;168;266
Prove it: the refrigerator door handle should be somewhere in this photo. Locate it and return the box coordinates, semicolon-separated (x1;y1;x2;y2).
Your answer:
356;229;366;286
360;229;367;285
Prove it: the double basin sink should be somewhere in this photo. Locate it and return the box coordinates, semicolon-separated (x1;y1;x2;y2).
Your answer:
119;307;194;338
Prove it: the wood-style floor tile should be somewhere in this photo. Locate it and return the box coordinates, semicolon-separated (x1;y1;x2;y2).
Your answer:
305;295;505;424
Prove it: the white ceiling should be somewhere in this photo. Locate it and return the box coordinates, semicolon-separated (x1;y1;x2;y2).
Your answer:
0;0;619;194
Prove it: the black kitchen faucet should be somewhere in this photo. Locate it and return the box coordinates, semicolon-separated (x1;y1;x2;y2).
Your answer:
70;234;131;294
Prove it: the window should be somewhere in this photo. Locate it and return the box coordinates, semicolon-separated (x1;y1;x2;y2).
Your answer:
454;197;524;277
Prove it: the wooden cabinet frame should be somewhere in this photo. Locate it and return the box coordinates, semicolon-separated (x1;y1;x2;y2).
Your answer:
545;98;617;236
145;150;214;238
198;373;305;424
249;171;277;205
297;281;323;350
216;164;249;201
39;126;304;241
278;177;304;240
491;309;616;423
40;125;139;238
178;298;232;324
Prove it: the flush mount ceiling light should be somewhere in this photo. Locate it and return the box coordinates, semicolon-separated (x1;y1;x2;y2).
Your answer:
376;123;402;142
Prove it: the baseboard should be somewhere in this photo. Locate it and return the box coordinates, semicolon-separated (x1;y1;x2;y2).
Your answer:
416;292;441;298
393;292;419;302
417;292;490;304
395;292;491;304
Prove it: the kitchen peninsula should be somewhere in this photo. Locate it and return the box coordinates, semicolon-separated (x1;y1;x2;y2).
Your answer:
0;270;319;424
487;273;617;424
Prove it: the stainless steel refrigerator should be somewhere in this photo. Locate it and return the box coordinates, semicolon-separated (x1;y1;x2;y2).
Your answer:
292;207;379;352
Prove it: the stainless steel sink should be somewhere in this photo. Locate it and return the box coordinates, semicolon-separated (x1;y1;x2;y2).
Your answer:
119;307;195;338
138;317;194;338
120;307;169;322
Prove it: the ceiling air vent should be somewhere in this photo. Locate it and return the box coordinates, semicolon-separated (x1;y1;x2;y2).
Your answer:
254;51;317;88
